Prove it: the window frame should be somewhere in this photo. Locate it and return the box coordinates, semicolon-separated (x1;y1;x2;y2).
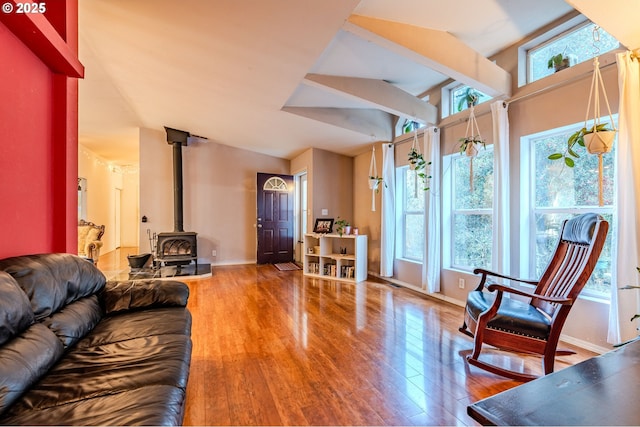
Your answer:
443;146;494;272
519;119;617;300
442;82;493;119
519;16;620;86
395;165;425;263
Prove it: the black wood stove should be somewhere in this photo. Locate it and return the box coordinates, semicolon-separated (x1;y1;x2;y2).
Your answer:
155;127;197;268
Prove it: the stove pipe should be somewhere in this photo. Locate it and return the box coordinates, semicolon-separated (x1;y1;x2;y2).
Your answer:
164;126;190;232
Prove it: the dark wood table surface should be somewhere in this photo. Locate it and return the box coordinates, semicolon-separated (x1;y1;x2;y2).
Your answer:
467;338;640;426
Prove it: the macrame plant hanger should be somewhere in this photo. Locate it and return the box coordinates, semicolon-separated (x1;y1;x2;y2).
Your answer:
463;105;482;191
585;26;617;206
368;146;378;211
410;126;421;197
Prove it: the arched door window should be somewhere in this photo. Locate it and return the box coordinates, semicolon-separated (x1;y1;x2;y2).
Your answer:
263;177;288;191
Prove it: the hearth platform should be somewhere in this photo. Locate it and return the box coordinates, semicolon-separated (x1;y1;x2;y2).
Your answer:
104;263;212;281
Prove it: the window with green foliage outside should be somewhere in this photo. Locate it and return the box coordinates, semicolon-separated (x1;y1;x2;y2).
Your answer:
449;147;494;270
396;165;424;262
524;119;617;298
528;22;619;83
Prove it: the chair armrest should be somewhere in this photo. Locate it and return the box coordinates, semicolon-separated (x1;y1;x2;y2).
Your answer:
100;279;189;315
84;240;103;252
472;268;539;291
486;283;573;305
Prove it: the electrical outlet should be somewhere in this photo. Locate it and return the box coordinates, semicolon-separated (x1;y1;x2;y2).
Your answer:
211;250;217;257
458;278;465;289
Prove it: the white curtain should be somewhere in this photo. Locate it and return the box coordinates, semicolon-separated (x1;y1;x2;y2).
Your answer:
609;52;640;344
380;143;395;277
421;127;441;293
491;101;510;275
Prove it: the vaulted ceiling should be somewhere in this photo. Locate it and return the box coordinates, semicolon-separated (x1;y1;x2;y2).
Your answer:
78;0;639;164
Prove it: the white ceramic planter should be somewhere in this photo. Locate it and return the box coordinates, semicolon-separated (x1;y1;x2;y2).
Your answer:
584;131;616;155
368;178;380;191
465;142;480;158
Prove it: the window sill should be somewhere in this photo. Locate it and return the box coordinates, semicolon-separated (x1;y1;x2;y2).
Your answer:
396;257;422;266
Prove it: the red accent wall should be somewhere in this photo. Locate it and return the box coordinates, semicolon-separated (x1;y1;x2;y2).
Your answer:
0;0;81;259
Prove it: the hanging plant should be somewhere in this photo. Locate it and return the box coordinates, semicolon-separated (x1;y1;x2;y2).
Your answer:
368;146;382;211
458;136;486;157
547;27;617;206
407;147;431;192
407;129;431;192
368;175;385;193
457;87;480;112
459;105;485;190
402;120;419;134
548;123;614;167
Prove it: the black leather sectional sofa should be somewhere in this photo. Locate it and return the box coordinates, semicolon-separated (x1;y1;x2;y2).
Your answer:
0;253;192;425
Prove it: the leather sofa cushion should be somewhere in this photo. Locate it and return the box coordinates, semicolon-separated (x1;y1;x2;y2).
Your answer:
41;295;103;349
101;279;190;314
0;254;106;321
3;308;192;424
466;290;551;340
0;323;63;416
0;384;186;426
76;306;192;349
0;271;34;346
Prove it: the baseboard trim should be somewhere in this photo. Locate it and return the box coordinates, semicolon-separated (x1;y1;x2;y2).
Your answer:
368;272;466;307
211;260;256;267
368;271;612;355
559;334;611;355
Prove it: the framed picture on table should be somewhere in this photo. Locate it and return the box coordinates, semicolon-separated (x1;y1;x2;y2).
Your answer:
313;218;334;233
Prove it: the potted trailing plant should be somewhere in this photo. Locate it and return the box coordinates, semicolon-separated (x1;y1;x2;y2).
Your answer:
548;123;614;167
547;52;571;72
459;136;486;158
407;147;432;191
459;104;485;190
403;120;419;134
620;267;640;321
408;146;425;170
457;87;480;112
616;267;640;346
334;217;350;236
368;175;385;193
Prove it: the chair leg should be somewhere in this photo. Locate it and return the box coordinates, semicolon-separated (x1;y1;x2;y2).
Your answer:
543;348;557;375
465;315;541;382
458;321;474;338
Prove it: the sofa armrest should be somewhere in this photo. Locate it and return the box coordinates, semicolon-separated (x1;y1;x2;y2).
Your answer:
100;279;189;315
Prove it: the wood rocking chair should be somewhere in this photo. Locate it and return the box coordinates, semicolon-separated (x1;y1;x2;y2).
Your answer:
459;213;609;382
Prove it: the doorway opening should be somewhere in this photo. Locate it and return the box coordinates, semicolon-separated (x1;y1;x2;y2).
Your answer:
294;171;307;264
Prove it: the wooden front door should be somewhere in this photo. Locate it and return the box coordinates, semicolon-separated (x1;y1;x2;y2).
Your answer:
256;173;294;264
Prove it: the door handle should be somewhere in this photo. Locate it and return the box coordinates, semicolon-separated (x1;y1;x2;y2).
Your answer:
257;224;262;228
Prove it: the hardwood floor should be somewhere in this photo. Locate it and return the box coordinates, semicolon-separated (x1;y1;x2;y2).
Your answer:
99;250;597;426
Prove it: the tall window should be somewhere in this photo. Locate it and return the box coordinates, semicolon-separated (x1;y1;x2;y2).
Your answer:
527;21;619;83
443;147;494;271
521;119;617;298
395;165;424;262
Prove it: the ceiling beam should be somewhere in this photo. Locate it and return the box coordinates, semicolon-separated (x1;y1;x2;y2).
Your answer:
281;107;393;141
565;0;640;51
345;15;511;98
303;74;437;125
